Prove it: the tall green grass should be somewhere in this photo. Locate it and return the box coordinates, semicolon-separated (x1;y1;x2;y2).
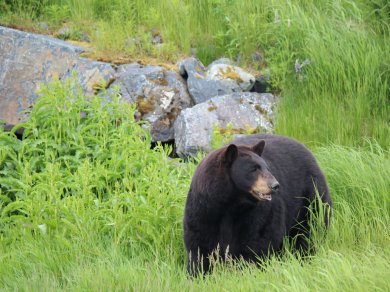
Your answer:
270;3;390;147
0;79;191;260
0;80;389;290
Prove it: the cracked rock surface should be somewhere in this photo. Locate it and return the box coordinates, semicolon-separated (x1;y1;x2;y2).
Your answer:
113;64;193;142
0;26;115;126
174;92;276;157
178;57;255;104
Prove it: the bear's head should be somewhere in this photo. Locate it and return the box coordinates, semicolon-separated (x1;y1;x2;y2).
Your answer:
223;140;279;202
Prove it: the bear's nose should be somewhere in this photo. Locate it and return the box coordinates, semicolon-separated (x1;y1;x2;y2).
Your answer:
270;181;280;192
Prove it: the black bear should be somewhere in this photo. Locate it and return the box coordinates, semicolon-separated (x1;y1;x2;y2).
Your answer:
183;134;332;275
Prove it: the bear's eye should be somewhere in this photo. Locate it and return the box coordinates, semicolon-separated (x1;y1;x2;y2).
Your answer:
251;165;260;172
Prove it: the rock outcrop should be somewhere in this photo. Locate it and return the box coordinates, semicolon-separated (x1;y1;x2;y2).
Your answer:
113;64;192;142
0;26;278;157
178;57;256;104
174;92;276;157
0;26;115;126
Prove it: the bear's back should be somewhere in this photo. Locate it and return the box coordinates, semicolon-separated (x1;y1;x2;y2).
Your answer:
230;134;319;176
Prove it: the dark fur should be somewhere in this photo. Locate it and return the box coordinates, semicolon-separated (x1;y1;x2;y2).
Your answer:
183;134;332;276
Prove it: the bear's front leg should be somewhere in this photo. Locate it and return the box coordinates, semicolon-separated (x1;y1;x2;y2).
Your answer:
239;199;287;262
187;248;211;276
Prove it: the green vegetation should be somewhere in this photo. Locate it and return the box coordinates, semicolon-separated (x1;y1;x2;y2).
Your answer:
0;80;389;290
0;0;389;290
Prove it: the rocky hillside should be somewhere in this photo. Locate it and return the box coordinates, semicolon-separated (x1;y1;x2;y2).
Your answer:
0;26;276;157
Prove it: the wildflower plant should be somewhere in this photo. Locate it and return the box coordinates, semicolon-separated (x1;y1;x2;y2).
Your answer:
0;78;190;262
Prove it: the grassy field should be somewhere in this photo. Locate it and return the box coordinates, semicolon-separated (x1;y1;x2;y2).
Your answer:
0;80;389;291
1;0;390;290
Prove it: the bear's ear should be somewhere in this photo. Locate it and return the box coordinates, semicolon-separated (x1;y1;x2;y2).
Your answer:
252;140;265;156
224;144;238;166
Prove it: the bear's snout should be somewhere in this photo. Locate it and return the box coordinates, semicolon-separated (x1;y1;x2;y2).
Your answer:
250;176;279;201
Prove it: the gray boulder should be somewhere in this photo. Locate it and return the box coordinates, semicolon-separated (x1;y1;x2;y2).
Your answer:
0;26;115;126
206;63;255;91
178;57;255;104
113;63;193;142
174;92;276;157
